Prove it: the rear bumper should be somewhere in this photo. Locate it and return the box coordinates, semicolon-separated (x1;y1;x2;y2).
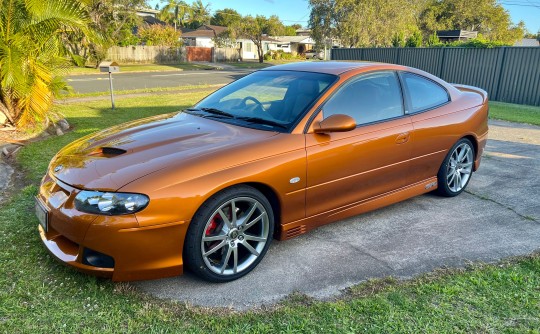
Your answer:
474;130;489;171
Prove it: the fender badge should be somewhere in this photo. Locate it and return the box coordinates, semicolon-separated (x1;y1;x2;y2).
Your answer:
290;177;300;184
54;165;63;173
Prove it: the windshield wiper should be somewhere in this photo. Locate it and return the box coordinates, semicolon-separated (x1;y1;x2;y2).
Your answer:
200;107;235;118
236;117;288;129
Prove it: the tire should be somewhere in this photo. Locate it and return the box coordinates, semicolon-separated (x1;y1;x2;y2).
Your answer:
183;185;274;282
436;138;475;197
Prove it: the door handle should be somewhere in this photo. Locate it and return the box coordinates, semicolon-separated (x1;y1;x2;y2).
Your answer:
395;132;410;144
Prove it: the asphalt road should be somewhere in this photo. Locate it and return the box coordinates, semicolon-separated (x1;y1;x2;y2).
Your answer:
135;120;540;310
66;70;251;93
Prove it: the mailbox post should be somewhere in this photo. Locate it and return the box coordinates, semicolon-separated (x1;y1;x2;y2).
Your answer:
99;61;120;109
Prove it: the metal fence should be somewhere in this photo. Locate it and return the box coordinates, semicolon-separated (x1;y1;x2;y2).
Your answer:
331;47;540;106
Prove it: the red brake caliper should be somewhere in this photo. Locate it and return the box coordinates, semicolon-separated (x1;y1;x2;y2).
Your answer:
205;216;219;236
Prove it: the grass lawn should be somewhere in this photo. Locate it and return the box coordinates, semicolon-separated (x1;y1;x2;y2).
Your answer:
67;63;215;75
1;93;540;332
489;101;540;126
60;84;222;99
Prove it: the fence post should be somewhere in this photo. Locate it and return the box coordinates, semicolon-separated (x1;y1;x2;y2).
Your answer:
439;47;447;78
396;47;401;64
493;47;507;101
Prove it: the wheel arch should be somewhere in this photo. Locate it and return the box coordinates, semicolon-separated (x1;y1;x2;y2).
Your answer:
461;134;479;171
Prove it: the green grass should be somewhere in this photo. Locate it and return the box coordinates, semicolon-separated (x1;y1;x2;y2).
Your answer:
489;101;540;126
2;94;540;332
67;63;215;75
60;84;222;99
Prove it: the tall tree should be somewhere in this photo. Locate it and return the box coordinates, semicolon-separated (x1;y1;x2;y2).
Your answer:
228;15;284;63
419;0;524;43
0;0;91;128
309;0;419;47
210;8;241;27
158;0;191;28
188;0;211;28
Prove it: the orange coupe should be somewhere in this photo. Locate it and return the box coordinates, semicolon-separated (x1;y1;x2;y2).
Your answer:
36;62;488;282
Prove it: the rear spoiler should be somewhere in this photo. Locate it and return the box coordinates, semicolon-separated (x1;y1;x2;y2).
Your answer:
452;84;488;103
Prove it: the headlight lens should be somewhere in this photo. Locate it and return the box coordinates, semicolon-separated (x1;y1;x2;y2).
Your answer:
74;191;149;215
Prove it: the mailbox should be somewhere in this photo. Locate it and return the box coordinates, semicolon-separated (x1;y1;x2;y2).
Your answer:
99;61;120;73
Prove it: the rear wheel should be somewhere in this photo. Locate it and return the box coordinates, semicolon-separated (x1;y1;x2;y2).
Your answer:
184;185;274;282
436;138;475;197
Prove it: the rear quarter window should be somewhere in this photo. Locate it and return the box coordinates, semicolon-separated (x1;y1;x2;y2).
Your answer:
401;72;449;113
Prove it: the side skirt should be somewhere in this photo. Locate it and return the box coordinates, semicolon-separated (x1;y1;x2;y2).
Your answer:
278;177;438;240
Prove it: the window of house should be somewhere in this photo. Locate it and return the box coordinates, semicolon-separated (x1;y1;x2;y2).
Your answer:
245;42;252;52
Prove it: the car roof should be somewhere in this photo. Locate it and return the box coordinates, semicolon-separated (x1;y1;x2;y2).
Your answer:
260;61;388;75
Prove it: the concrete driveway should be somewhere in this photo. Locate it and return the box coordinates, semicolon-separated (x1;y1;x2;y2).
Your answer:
135;120;540;310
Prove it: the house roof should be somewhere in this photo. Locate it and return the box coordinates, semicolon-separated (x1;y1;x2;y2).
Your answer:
141;16;167;26
271;36;315;44
436;30;478;38
182;25;227;38
513;38;540;47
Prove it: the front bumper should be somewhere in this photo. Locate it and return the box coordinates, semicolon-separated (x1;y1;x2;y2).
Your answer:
37;174;189;281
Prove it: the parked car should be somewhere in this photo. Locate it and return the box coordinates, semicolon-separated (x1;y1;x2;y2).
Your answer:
36;62;488;282
304;49;324;59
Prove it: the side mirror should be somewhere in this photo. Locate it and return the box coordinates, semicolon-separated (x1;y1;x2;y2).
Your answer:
314;114;356;133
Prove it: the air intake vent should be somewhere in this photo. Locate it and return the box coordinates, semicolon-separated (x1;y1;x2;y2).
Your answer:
89;147;127;157
284;225;306;239
101;147;127;155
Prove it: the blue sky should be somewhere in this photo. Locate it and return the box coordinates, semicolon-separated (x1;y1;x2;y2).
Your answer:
149;0;540;34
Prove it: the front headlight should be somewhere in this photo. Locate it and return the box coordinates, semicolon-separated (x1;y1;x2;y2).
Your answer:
74;191;149;215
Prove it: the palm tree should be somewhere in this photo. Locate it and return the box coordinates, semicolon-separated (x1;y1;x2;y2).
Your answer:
159;0;191;29
0;0;91;128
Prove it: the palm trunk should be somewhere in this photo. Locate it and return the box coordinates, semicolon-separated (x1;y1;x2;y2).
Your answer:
0;101;16;126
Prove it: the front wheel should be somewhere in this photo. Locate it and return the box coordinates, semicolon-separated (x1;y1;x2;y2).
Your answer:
183;186;274;282
436;138;475;197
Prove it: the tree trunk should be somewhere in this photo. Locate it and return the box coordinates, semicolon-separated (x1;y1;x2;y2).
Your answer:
0;101;15;126
256;41;264;63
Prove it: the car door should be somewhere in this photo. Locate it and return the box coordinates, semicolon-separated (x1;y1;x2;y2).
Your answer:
398;72;453;184
305;71;414;217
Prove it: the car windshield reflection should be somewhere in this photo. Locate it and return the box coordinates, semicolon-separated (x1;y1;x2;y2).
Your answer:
194;70;337;131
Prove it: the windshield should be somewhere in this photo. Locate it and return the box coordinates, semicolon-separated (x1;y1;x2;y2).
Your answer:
193;70;337;132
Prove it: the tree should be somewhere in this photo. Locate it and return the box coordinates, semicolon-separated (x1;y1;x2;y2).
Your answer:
309;0;420;47
0;0;91;128
188;0;211;28
419;0;524;44
210;8;241;27
405;31;423;47
228;15;284;63
62;0;145;67
159;0;191;29
139;25;182;46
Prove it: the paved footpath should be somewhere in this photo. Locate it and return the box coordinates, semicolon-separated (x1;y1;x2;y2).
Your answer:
135;120;540;310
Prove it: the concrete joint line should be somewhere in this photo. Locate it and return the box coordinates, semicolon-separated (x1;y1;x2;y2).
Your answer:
464;190;539;224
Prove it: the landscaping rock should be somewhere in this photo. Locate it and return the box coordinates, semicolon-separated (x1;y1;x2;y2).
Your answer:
57;119;70;131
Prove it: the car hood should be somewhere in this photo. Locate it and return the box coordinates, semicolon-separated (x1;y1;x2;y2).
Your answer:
50;113;278;191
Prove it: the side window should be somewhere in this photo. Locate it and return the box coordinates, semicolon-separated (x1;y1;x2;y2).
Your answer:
323;72;404;125
401;72;449;113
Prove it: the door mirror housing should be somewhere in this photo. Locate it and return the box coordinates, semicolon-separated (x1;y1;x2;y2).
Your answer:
314;114;356;133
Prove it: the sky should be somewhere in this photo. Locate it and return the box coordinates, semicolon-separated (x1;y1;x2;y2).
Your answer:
148;0;540;35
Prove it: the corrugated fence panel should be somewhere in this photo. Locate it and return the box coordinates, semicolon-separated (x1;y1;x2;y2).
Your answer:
497;47;540;106
397;48;444;76
361;48;399;63
440;48;502;98
331;48;363;60
331;47;540;106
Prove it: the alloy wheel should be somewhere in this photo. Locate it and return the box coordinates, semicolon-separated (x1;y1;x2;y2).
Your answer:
200;197;270;276
446;142;474;193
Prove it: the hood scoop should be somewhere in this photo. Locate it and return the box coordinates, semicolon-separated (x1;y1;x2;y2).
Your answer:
89;147;127;157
